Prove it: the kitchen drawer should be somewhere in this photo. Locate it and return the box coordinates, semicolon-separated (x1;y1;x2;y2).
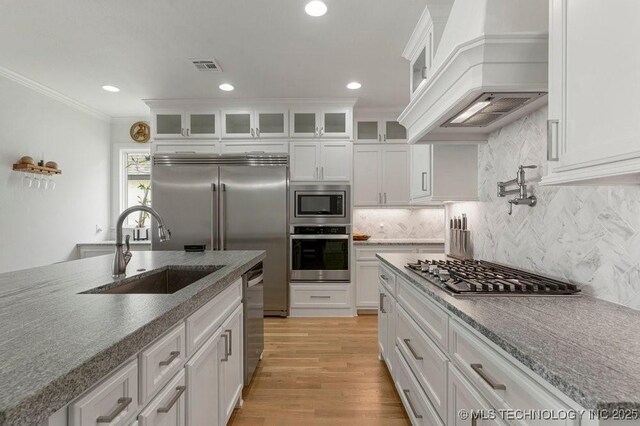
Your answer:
449;319;577;426
448;363;505;426
290;284;350;308
69;359;139;426
185;278;242;356
152;143;218;154
140;323;186;404
394;346;444;426
355;246;416;261
378;264;396;296
397;275;449;351
138;369;186;426
396;304;448;423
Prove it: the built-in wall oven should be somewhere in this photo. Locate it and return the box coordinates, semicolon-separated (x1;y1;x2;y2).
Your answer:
290;225;351;282
290;184;350;225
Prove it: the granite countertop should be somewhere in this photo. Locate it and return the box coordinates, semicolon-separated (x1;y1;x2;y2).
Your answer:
0;250;265;425
377;253;640;413
77;240;151;246
353;238;445;246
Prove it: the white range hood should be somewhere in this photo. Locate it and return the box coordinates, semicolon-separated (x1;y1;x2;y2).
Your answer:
398;0;549;143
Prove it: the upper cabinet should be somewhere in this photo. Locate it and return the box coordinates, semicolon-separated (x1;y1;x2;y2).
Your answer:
221;108;289;139
355;112;407;143
290;141;352;182
541;0;640;185
410;144;478;203
153;109;219;140
290;107;353;139
353;145;410;206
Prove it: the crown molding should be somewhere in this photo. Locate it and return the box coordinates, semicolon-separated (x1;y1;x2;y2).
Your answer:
0;66;111;122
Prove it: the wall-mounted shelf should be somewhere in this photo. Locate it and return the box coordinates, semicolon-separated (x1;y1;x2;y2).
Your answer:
13;163;62;175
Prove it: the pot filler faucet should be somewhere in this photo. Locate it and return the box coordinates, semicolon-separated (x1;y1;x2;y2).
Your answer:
113;206;171;277
497;165;537;215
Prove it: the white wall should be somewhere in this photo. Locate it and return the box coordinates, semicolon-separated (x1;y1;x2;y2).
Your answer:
447;106;640;310
0;75;111;272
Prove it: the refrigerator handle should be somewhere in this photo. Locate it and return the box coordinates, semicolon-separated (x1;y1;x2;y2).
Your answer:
220;183;226;250
212;183;218;251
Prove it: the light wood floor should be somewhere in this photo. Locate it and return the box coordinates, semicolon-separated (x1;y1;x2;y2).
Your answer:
229;316;409;426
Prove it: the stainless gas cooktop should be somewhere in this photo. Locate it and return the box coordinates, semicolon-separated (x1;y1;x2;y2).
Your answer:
406;259;580;296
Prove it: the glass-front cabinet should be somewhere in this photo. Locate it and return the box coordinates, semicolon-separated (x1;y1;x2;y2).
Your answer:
153;109;219;139
222;108;289;139
290;107;352;139
354;115;407;143
221;109;254;139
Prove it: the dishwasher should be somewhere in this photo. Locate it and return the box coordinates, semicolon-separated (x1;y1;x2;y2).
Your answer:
243;262;264;385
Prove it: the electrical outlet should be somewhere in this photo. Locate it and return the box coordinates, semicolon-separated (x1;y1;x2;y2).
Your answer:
95;224;103;234
379;223;384;231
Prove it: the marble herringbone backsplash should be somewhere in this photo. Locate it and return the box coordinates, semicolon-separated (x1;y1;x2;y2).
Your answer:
447;106;640;310
353;208;445;240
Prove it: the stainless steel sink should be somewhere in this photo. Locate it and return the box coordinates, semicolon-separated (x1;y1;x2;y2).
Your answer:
82;266;223;294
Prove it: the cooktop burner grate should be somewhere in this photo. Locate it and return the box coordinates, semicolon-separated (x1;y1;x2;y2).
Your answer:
405;259;580;296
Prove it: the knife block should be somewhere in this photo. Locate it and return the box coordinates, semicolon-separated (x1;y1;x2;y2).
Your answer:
448;228;474;260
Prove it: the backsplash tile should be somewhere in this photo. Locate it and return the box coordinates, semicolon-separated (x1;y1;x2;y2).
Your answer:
447;106;640;310
353;208;445;240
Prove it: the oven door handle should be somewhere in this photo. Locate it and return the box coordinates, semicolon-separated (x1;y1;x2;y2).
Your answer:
290;235;350;240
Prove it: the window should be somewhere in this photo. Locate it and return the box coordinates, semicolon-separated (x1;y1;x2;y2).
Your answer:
120;149;151;228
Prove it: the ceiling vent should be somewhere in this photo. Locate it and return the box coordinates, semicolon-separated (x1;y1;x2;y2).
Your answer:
190;59;222;72
442;93;546;128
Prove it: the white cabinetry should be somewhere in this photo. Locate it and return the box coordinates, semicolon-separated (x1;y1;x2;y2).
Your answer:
185;329;221;426
410;144;478;204
355;115;407;143
542;0;640;185
290;141;352;182
138;371;186;426
290;107;352;139
353;145;409;206
221;108;289;139
153;109;219;140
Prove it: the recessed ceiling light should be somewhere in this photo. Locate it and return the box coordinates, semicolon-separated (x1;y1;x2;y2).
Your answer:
346;82;362;90
102;85;120;92
305;0;327;17
219;83;234;91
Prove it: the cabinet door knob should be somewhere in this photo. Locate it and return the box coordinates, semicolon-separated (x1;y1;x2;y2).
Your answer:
256;127;260;137
186;128;190;137
378;134;381;142
250;128;255;138
181;128;185;137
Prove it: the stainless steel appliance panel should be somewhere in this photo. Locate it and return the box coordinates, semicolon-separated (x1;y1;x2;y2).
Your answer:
220;165;289;316
290;225;351;282
290;184;350;225
151;164;218;250
243;262;264;385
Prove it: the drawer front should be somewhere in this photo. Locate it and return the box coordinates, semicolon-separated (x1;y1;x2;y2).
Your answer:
138;369;186;426
448;363;505;426
449;320;577;426
394;347;444;426
69;359;139;426
290;284;349;308
378;264;396;295
185;278;242;356
396;304;448;423
355;246;416;261
397;275;449;351
153;143;218;154
140;324;186;403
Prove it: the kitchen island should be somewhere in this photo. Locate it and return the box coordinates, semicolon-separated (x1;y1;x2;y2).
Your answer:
377;253;640;424
0;250;264;425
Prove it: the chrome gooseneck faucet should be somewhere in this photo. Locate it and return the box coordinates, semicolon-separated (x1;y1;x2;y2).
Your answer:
113;206;171;277
497;165;537;215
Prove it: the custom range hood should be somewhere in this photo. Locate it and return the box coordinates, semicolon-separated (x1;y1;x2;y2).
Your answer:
398;0;549;143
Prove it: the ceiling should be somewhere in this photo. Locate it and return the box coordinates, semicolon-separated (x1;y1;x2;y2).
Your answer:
0;0;427;117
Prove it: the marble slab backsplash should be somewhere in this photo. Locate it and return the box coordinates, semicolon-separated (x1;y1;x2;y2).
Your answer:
447;105;640;310
353;208;445;240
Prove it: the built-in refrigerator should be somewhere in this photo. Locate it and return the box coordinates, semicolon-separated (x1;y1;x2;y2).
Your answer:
151;153;289;317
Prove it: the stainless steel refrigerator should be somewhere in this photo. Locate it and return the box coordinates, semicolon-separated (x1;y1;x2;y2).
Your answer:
151;153;289;316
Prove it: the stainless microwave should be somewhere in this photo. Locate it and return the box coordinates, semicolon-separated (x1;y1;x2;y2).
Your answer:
290;184;350;224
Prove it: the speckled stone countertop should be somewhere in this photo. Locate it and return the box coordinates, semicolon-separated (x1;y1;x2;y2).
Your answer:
0;250;264;425
377;253;640;412
353;238;445;246
77;240;150;246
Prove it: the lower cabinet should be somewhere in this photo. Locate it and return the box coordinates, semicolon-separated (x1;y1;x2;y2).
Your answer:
378;265;583;426
138;370;186;426
64;279;244;426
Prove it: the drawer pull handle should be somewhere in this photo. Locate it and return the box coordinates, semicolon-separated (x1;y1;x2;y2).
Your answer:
96;397;132;423
159;350;180;367
157;385;186;414
379;293;386;313
226;329;233;357
402;389;423;419
310;295;331;299
471;363;506;390
380;274;389;281
222;333;229;362
403;339;423;360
